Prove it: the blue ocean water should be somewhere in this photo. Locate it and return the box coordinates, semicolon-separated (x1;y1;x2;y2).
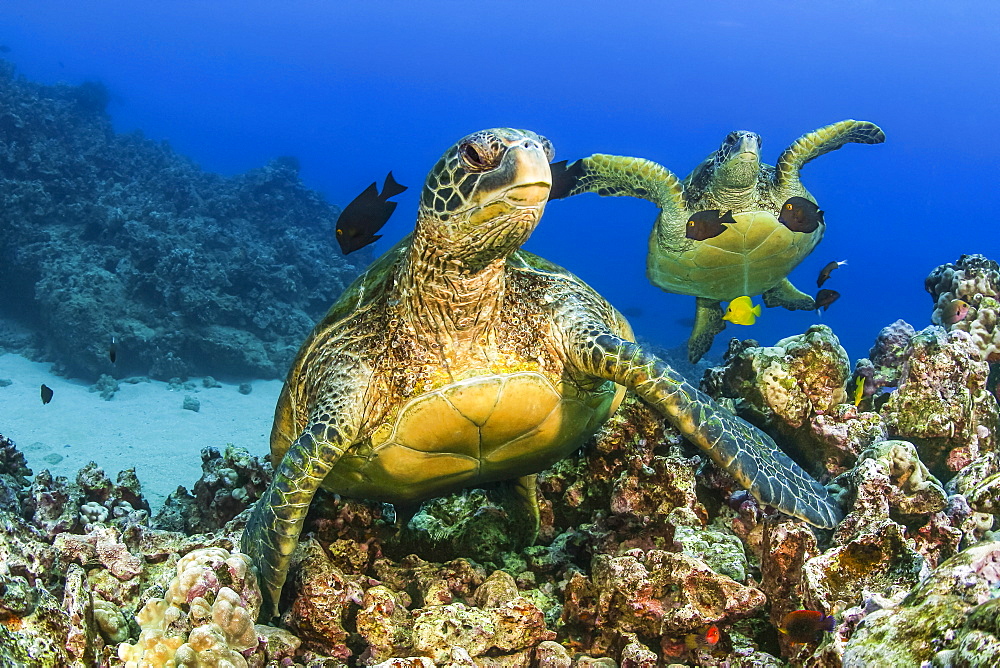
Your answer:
1;1;997;364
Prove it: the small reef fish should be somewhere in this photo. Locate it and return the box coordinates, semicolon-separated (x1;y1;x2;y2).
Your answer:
547;159;585;200
853;376;865;407
722;296;761;325
335;172;407;254
686;209;736;241
817;260;847;288
815;289;840;311
40;384;53;405
684;624;721;651
109;338;117;364
779;609;836;644
943;298;970;325
779;196;824;233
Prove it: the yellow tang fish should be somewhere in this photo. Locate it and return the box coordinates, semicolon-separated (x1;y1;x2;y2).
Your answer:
722;296;761;325
853;376;865;406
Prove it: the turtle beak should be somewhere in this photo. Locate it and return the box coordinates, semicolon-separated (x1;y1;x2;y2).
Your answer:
504;137;553;206
736;133;760;162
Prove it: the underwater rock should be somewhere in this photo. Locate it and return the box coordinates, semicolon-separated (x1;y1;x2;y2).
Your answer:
835;440;948;534
809;404;887;478
117;546;262;667
284;539;363;660
803;520;924;620
756;520;820;658
0;432;32;511
356;584;414;663
0;573;72;667
154;445;270;534
702;325;858;476
842;540;1000;666
0;61;368;380
881;326;997;477
396;488;525;564
409;596;553;664
563;549;765;656
926;253;1000;362
854;319;917;399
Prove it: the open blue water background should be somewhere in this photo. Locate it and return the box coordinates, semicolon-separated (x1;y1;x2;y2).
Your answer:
2;1;998;365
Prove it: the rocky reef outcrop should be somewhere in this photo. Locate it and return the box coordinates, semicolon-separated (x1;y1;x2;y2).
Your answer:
0;60;369;380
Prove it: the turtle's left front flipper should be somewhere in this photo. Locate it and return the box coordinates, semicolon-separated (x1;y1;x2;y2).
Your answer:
776;119;885;193
571;331;843;529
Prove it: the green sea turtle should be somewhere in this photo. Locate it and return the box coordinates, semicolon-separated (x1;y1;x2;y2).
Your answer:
551;120;885;362
241;128;843;619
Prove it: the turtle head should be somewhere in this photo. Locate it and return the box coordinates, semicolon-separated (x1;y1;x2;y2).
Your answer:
711;130;762;189
416;128;553;270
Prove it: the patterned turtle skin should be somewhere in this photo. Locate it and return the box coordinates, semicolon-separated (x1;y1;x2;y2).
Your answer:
241;128;843;619
553;120;885;362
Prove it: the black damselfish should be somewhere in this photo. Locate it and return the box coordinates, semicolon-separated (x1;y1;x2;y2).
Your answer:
779;196;824;233
40;384;53;404
548;159;584;200
336;172;407;254
686;209;736;241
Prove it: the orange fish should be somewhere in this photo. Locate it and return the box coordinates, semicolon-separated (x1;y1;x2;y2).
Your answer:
684;624;721;650
779;610;835;643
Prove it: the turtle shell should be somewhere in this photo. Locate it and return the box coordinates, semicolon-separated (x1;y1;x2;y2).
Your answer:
648;208;825;301
312;371;624;504
268;245;630;506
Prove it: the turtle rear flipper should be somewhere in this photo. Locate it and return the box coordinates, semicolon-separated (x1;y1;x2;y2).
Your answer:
688;297;726;364
242;423;349;621
762;278;816;311
570;331;843;529
775;120;885;192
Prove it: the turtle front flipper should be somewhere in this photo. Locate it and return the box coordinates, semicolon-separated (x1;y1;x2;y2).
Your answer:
554;154;691;254
689;297;726;364
570;331;843;529
761;278;816;311
241;424;348;621
775;120;885;193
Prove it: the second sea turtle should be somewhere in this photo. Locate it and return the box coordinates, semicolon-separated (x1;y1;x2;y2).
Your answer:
551;120;885;362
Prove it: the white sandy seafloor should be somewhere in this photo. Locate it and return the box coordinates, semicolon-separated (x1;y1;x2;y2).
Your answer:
0;352;282;511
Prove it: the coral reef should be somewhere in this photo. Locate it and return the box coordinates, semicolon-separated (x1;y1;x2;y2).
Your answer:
1;255;999;665
926;254;1000;362
0;60;368;380
703;324;873;477
155;445;270;534
881;326;997;477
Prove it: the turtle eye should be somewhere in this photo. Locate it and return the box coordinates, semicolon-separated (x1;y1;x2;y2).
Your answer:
459;140;500;172
725;132;739;144
539;137;555;162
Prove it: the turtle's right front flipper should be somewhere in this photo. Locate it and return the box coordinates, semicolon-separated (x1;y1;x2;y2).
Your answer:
570;330;843;529
241;424;348;621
